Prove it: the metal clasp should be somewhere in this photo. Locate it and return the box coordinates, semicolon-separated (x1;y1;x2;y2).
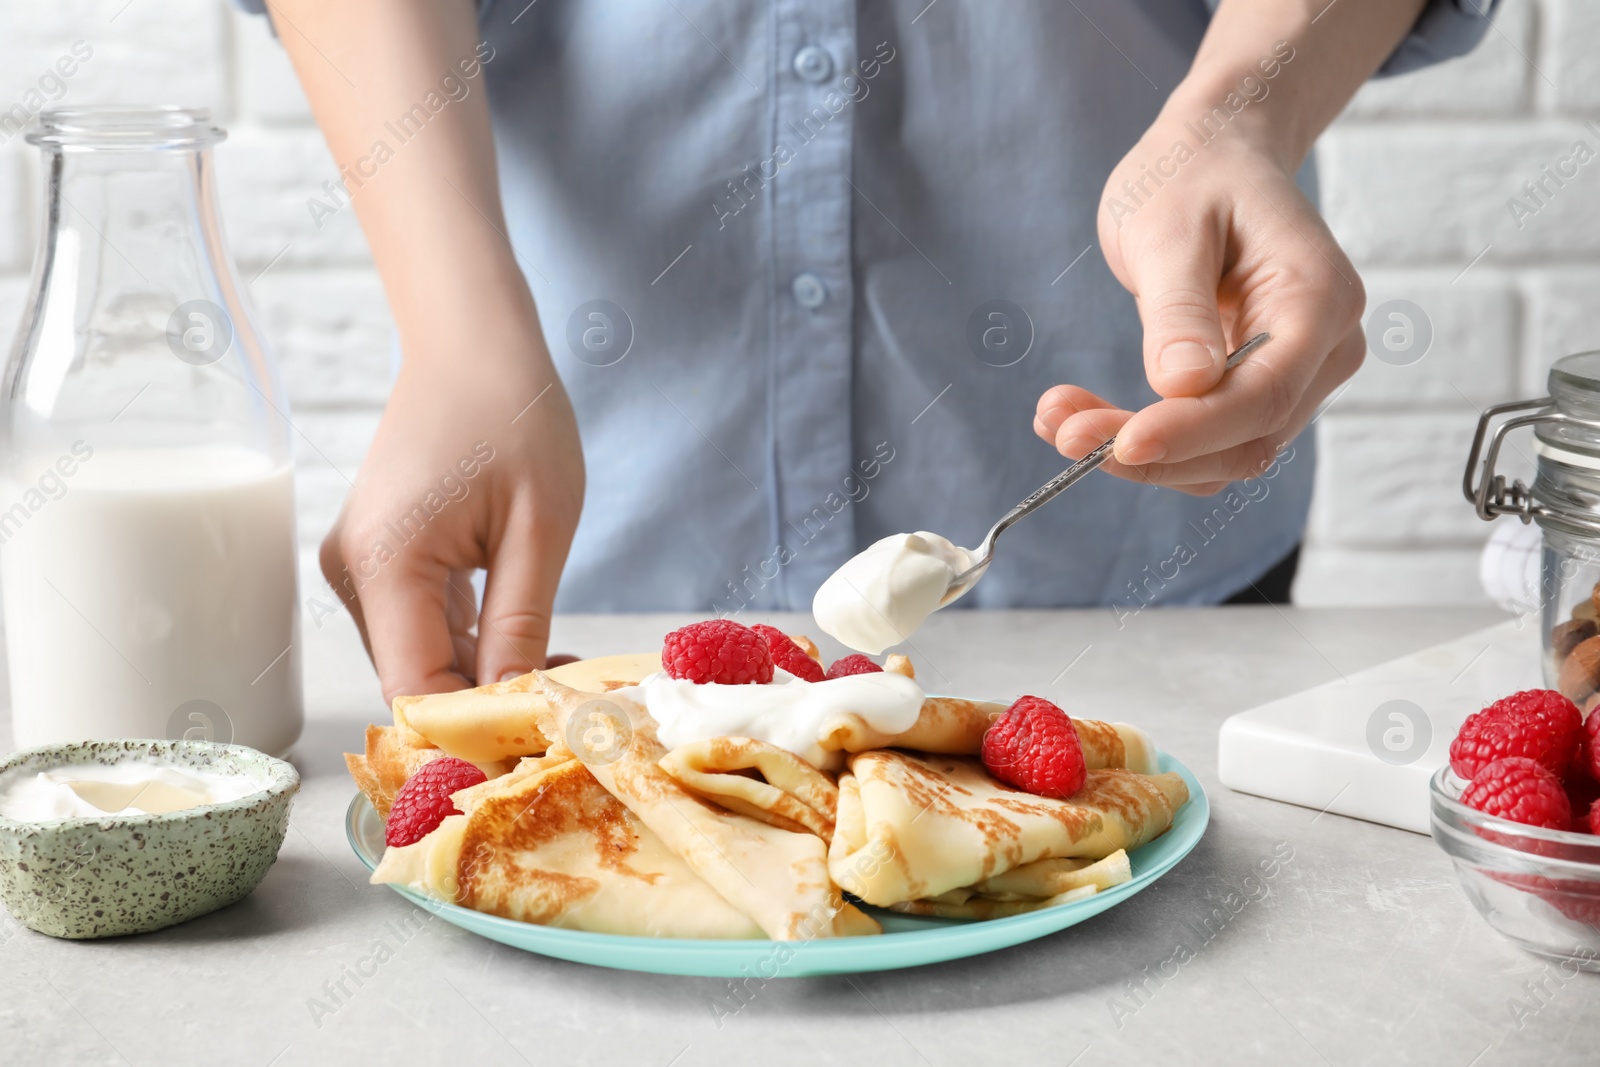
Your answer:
1463;398;1600;533
1463;398;1552;524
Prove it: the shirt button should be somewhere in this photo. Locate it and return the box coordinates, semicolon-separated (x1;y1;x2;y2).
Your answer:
792;273;827;309
792;45;833;83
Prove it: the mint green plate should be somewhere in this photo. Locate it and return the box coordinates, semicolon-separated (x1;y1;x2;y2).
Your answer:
347;752;1207;977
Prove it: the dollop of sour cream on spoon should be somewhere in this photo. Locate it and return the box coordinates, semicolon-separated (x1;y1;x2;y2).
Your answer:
811;531;974;654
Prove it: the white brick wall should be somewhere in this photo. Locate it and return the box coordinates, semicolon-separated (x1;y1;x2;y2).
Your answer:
1309;0;1590;605
0;0;1581;607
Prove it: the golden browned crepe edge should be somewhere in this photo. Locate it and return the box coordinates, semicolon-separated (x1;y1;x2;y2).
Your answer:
449;760;607;926
375;758;770;938
345;722;443;818
449;750;575;815
817;697;1157;772
390;653;663;764
818;697;1004;755
658;736;839;842
887;884;1098;920
830;750;1188;905
346;719;521;818
974;850;1132;899
533;672;880;940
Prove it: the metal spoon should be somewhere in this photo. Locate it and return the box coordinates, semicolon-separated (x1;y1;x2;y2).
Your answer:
939;331;1272;607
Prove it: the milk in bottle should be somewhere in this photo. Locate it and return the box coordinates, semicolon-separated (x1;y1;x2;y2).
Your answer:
1;108;302;754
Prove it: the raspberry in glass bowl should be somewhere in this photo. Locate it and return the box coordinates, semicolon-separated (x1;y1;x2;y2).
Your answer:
1430;765;1600;970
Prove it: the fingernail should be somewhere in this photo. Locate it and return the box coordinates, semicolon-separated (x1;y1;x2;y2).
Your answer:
1058;433;1100;459
1158;342;1215;375
499;668;528;683
1118;439;1167;466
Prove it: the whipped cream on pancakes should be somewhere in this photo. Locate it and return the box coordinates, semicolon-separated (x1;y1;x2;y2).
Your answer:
812;532;974;654
612;668;924;769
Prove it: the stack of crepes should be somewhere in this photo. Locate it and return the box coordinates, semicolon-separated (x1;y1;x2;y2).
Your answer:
349;642;1190;941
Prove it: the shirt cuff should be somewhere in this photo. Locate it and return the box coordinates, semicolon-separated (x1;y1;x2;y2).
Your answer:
1200;0;1498;79
228;0;500;36
1375;0;1498;78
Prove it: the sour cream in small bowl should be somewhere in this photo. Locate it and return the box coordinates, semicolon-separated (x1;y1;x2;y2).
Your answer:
0;738;298;938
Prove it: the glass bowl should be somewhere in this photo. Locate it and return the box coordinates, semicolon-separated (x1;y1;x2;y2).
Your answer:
1430;766;1600;969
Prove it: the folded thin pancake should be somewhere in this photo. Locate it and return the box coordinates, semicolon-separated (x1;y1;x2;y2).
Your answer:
450;749;578;811
975;849;1132;899
819;697;1000;755
535;673;880;940
345;721;518;818
817;699;1158;773
889;851;1133;921
371;757;764;938
1074;719;1160;775
393;653;662;763
344;723;440;818
829;750;1187;906
912;851;1133;908
658;737;838;842
888;884;1098;920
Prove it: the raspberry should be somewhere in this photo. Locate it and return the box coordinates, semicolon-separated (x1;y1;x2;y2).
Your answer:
824;654;883;680
751;624;825;683
1460;757;1572;830
662;619;774;685
1588;799;1600;836
1581;708;1600;782
1448;690;1581;780
1566;774;1600;831
980;695;1087;799
385;757;488;847
1491;871;1600;926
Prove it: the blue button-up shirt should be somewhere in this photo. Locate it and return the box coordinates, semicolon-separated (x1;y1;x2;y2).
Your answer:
252;0;1493;616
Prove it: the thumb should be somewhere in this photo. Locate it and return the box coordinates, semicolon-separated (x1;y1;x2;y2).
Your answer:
1129;238;1229;403
476;513;561;683
1115;245;1229;468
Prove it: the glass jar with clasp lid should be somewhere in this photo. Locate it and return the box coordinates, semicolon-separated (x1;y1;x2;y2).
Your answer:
1466;351;1600;706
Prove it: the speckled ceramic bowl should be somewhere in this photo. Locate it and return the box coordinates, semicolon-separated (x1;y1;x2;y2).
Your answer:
0;739;298;939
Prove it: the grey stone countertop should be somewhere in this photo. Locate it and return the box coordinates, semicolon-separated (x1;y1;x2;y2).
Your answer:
3;606;1595;1067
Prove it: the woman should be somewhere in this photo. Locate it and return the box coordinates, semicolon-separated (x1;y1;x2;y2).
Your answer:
248;0;1492;700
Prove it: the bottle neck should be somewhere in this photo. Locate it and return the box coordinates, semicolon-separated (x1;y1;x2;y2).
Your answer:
39;146;229;305
7;143;288;464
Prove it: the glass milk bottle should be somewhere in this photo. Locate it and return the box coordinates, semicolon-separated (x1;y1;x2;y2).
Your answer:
0;107;302;755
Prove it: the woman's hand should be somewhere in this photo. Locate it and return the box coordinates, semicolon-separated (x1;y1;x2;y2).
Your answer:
1035;0;1434;495
269;0;585;700
321;352;583;703
1035;114;1366;495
